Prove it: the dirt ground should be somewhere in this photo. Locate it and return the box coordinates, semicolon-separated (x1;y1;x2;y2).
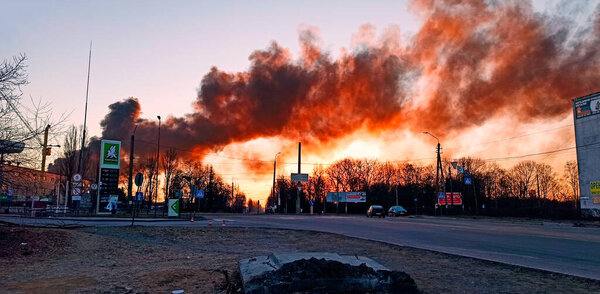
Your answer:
1;225;599;294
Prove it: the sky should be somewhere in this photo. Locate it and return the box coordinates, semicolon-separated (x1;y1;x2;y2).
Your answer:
2;0;599;203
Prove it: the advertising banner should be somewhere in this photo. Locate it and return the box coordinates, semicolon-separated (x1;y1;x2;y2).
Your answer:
437;192;463;205
574;92;600;217
326;192;366;203
345;192;367;203
590;181;600;195
574;94;600;119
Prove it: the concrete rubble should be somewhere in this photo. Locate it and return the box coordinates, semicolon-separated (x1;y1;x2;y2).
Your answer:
239;252;418;293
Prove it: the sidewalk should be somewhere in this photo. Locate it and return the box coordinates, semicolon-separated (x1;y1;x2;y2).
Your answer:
0;214;198;222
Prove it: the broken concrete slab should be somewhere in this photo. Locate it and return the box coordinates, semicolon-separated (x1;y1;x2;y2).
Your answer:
239;252;418;293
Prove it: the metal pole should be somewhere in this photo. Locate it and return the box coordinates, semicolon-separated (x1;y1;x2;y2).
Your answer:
132;185;140;226
78;41;92;176
473;178;478;215
127;131;135;202
296;142;301;214
449;166;454;214
40;125;50;197
154;116;161;217
273;152;280;212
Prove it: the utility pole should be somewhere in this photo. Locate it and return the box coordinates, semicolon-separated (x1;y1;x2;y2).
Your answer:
395;186;398;206
39;125;50;197
128;126;137;202
296;142;301;214
424;132;445;215
272;152;280;212
449;165;454;214
41;125;50;174
77;41;92;176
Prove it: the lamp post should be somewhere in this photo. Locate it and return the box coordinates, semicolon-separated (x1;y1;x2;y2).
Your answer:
422;132;445;215
272;152;281;213
154;116;161;217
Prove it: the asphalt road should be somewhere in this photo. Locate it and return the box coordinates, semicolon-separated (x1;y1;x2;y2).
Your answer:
2;214;599;280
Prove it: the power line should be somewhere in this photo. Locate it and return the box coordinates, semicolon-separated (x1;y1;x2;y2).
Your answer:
444;124;573;151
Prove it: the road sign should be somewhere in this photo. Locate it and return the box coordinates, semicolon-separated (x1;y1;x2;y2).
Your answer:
72;181;83;188
457;166;464;174
135;192;143;201
134;173;143;186
464;177;472;185
72;187;81;196
8;189;13;196
168;199;180;217
464;170;470;176
291;173;309;182
73;173;82;182
195;190;205;198
451;162;457;169
72;195;82;201
309;199;314;206
91;184;98;190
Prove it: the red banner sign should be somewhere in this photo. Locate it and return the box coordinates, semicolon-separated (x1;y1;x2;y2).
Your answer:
437;192;462;205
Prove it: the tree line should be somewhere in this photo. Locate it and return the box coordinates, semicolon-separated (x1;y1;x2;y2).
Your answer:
268;157;580;218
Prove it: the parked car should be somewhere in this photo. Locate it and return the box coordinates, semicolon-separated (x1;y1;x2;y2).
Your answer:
388;205;408;216
367;205;385;218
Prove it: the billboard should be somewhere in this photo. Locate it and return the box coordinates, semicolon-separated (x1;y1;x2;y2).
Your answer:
573;92;600;217
326;192;366;203
345;192;367;203
437;192;462;205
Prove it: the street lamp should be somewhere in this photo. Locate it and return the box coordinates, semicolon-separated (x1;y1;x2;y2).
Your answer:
422;131;445;215
273;152;281;212
154;116;161;217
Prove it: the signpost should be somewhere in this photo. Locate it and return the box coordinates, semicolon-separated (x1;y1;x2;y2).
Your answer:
168;198;180;217
195;190;205;198
291;173;309;182
464;177;472;185
98;140;121;214
132;172;143;226
414;197;418;215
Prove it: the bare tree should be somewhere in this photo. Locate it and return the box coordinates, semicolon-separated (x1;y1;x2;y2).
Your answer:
510;161;537;199
1;54;67;194
162;148;178;202
308;164;328;206
564;160;579;210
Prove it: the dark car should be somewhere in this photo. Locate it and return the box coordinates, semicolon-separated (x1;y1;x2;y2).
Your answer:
367;205;385;218
388;205;407;216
